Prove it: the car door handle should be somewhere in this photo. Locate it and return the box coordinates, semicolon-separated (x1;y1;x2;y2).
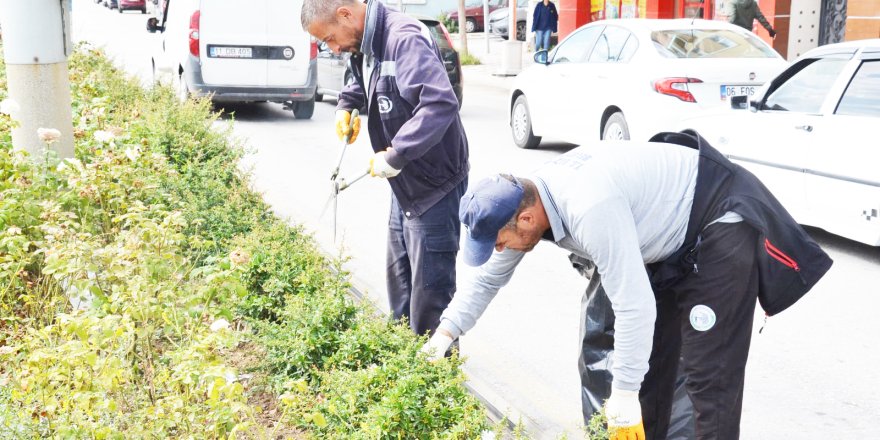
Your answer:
795;125;813;132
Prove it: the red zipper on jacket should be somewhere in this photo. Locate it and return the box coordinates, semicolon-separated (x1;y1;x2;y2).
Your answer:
764;239;800;272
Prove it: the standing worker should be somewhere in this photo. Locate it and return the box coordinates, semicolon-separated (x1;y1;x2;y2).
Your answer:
301;0;470;339
726;0;777;38
532;0;558;52
423;131;831;439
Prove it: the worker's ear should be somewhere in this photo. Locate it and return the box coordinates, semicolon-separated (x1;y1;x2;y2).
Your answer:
516;209;536;229
336;6;353;21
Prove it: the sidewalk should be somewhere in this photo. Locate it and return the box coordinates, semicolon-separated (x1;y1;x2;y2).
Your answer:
451;32;537;93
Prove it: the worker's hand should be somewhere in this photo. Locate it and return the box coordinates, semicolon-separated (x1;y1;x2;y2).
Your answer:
420;331;454;361
605;388;645;440
769;29;777;38
335;109;361;144
370;149;401;178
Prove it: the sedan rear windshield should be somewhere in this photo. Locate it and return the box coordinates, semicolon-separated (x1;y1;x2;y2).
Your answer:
652;30;778;59
423;22;451;50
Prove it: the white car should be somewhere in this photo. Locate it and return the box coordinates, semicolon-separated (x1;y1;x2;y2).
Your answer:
680;39;880;246
509;19;788;148
146;0;317;119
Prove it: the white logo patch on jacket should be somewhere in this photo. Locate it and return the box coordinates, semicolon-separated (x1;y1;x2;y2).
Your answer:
689;305;717;331
378;96;393;113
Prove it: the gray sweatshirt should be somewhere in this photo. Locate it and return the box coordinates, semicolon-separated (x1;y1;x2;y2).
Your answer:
439;141;700;391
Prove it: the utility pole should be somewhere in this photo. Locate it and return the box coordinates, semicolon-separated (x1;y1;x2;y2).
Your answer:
0;0;75;160
458;0;468;55
495;0;522;75
483;0;490;53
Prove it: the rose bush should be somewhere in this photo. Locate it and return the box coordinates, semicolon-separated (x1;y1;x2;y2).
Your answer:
0;44;490;439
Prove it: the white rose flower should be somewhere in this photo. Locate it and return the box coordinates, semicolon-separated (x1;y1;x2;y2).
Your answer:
124;147;140;162
209;318;230;332
0;98;20;115
37;128;62;144
93;130;116;143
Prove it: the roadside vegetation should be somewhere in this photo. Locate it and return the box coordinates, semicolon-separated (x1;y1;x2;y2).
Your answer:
0;43;488;439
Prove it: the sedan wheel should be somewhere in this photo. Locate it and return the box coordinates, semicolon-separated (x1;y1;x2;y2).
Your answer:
602;112;630;141
511;95;541;149
465;18;476;33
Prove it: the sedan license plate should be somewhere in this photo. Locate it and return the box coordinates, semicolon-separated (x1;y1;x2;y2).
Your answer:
721;85;756;100
209;46;253;58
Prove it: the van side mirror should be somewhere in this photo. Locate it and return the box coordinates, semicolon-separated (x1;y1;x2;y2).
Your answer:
146;17;164;33
534;49;549;65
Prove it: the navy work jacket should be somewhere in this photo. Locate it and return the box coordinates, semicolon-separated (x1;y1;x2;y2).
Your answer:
338;1;469;217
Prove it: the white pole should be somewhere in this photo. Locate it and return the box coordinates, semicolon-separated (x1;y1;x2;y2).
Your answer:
483;0;490;53
0;0;75;160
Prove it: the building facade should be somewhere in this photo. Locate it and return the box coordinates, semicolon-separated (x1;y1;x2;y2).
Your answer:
556;0;880;59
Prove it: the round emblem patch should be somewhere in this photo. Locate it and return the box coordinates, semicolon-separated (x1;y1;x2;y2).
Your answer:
377;96;393;113
282;47;294;59
689;305;716;332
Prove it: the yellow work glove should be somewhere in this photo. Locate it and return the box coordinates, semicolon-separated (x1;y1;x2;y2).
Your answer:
370;149;401;179
335;109;361;144
605;388;646;440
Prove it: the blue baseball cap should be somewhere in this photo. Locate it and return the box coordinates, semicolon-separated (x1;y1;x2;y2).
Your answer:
459;175;524;266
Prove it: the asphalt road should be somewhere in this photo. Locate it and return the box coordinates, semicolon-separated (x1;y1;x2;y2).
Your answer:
70;1;880;437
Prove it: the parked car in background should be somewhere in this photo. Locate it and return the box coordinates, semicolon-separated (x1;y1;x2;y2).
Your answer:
118;0;147;13
679;39;880;246
316;14;463;107
487;0;527;41
101;0;119;9
448;0;505;33
146;0;317;118
509;19;788;149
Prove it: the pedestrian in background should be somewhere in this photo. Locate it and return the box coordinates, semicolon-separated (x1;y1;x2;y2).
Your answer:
424;131;831;439
532;0;558;52
301;0;470;340
726;0;777;38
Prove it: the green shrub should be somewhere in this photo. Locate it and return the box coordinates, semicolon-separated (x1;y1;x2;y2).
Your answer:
0;43;491;439
440;13;458;34
233;221;341;321
460;52;482;65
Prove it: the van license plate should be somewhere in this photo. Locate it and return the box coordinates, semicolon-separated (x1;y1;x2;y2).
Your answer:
721;85;755;100
210;47;253;58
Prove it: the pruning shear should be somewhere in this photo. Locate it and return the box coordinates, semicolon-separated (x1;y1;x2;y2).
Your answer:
327;109;370;243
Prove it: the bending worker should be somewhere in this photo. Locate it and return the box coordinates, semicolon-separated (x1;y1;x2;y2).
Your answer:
423;131;831;439
301;0;469;338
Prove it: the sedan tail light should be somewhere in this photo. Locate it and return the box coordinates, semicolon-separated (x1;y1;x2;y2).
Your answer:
188;10;201;57
653;77;703;103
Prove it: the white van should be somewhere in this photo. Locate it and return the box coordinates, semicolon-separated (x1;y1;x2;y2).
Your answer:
146;0;317;119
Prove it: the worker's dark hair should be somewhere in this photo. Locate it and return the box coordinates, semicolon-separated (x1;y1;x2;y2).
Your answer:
499;174;538;228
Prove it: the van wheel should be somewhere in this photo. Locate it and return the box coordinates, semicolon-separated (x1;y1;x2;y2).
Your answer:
117;6;123;13
602;112;630;140
511;95;541;149
177;74;190;103
292;98;315;119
